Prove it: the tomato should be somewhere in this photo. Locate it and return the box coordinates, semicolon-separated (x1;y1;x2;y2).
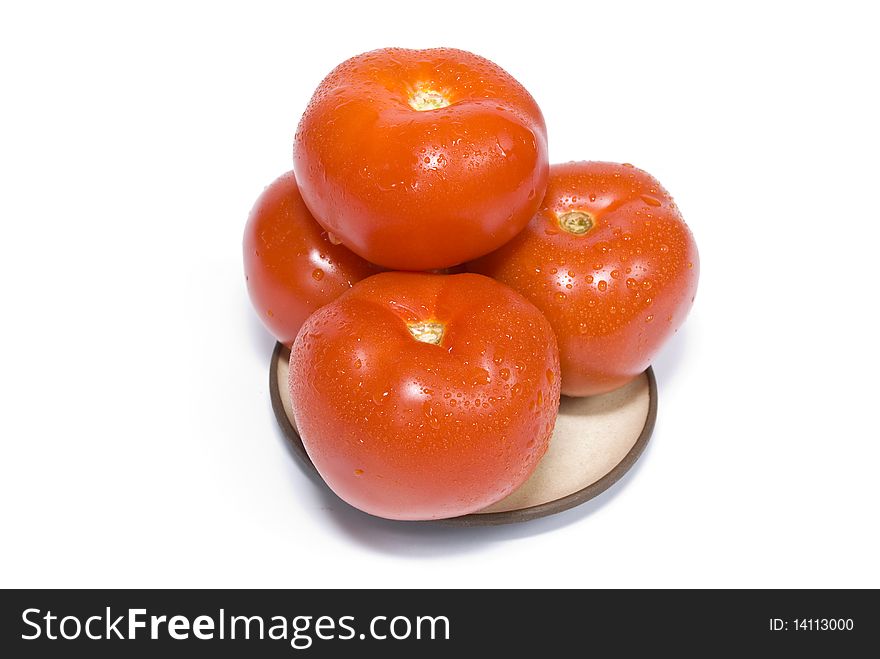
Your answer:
288;272;560;520
292;48;549;271
470;161;699;396
243;171;379;347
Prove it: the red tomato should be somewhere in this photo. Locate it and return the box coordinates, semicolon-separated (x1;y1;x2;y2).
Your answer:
293;48;549;271
243;171;379;346
470;162;699;396
288;272;560;520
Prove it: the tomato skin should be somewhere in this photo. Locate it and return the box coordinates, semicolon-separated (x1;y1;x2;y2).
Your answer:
293;48;549;271
288;272;560;521
470;162;699;396
243;171;379;347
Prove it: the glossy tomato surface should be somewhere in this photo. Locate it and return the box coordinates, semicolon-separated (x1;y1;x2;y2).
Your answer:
243;171;379;346
289;272;560;520
470;162;699;396
293;48;549;271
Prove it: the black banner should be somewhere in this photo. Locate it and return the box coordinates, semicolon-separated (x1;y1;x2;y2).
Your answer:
1;589;875;656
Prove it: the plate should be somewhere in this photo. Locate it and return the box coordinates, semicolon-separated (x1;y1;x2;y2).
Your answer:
270;343;656;526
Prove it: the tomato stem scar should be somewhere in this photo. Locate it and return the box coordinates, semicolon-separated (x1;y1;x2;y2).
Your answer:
409;88;450;111
557;210;594;235
407;321;445;345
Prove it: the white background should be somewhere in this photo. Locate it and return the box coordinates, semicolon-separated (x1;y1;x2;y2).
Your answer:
2;1;878;588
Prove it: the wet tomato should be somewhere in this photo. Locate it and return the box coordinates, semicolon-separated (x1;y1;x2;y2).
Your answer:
243;171;379;346
293;48;549;271
288;272;560;520
470;161;699;396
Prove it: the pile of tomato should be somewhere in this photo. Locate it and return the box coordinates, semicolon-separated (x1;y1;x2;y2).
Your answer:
244;48;699;521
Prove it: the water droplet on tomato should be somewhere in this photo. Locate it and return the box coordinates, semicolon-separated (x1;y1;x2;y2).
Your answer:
422;401;441;429
312;269;325;281
472;368;491;386
641;194;662;207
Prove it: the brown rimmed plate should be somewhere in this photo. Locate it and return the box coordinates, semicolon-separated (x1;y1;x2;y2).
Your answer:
270;342;656;526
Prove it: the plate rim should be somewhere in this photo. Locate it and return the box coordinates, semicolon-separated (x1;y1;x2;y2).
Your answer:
269;342;657;526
